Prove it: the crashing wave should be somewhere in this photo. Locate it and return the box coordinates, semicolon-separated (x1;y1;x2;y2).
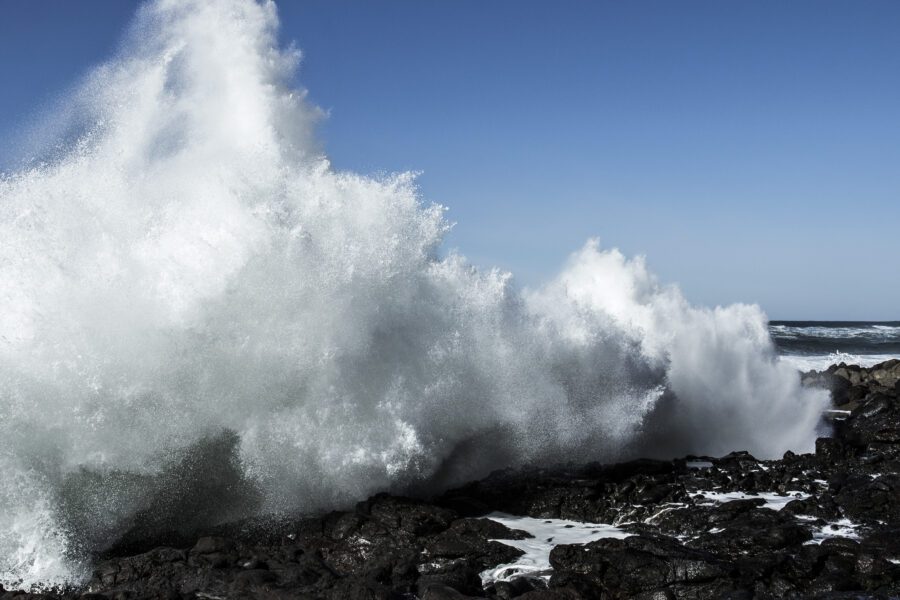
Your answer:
0;0;827;589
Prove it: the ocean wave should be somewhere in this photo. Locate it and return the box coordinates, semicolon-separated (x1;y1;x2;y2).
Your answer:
0;0;827;589
770;324;900;340
778;352;899;373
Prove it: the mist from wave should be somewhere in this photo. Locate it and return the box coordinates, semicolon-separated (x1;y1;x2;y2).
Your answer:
0;0;828;590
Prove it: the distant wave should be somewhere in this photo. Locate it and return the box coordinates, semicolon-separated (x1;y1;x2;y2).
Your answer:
0;0;827;589
778;352;898;373
771;321;900;369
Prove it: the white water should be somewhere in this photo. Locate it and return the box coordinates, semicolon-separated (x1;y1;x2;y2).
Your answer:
779;352;898;372
480;513;628;584
691;490;810;511
0;0;828;589
801;518;860;545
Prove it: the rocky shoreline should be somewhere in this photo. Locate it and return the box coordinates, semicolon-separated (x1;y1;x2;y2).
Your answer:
4;360;899;600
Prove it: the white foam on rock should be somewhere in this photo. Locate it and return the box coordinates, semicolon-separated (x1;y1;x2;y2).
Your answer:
641;503;689;525
804;518;860;544
692;490;810;510
480;513;628;584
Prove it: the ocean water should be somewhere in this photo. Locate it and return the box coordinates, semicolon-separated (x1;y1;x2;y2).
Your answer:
0;0;830;590
771;321;900;372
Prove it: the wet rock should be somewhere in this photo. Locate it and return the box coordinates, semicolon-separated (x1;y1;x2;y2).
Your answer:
832;473;900;523
548;534;732;598
192;536;234;555
423;519;527;573
420;583;484;599
486;577;545;599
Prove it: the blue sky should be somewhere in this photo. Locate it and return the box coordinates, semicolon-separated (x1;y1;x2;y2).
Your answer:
1;1;898;319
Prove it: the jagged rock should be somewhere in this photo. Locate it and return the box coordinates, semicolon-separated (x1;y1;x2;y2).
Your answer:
548;534;733;598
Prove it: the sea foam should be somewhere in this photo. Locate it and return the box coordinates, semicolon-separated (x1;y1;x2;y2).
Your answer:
0;0;827;589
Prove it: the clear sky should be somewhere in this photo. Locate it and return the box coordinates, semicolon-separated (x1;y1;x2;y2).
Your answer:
1;0;898;320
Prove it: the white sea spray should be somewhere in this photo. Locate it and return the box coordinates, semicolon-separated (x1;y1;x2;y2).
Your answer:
0;0;828;588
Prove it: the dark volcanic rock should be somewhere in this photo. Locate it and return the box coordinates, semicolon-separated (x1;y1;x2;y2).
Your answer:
549;534;734;598
13;360;900;599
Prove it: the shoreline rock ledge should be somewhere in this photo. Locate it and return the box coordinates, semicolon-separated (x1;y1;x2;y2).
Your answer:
4;360;900;599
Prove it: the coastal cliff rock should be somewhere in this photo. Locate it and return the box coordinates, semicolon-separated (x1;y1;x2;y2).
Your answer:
6;361;900;599
802;359;900;410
